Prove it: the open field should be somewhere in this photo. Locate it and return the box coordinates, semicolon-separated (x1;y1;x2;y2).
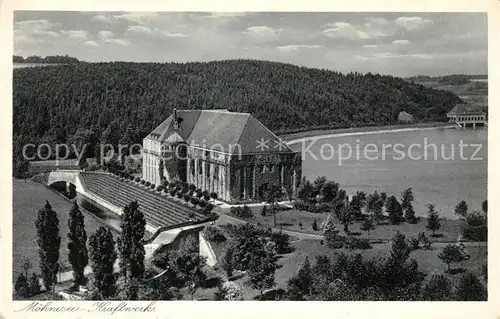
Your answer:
12;179;114;283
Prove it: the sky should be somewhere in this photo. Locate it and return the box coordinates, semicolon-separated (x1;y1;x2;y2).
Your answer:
13;11;487;77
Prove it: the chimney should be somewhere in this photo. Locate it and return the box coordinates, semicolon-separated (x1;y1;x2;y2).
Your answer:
173;108;179;131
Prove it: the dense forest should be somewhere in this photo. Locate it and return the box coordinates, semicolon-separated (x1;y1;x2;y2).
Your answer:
13;59;461;174
13;55;80;64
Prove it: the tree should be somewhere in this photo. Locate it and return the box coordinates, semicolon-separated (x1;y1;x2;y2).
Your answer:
454;200;468;219
117;201;146;300
438;244;466;272
297;178;314;202
404;204;417;224
21;258;32;278
321;181;340;202
389;232;411;265
266;185;283;227
286;256;313;300
35;201;61;292
367;191;385;224
215;281;244;301
482;200;487;214
386;196;403;225
426;204;441;236
322;215;344;248
88;226;117;299
312;219;318;231
422;274;452;300
350;191;367;219
67;202;88;287
246;241;279;298
335;200;354;233
400;188;414;210
312;176;327;198
221;245;236;278
360;218;375;240
455;272;487;301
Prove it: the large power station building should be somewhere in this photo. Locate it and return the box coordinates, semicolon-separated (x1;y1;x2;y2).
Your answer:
142;109;302;203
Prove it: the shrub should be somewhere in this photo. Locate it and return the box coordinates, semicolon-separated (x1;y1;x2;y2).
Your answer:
157;185;163;192
410;238;420;251
150;183;156;189
203;225;226;243
345;237;371;250
203;203;215;214
455;272;487;301
135;177;140;182
231;205;253;219
312;219;318;231
188;184;196;191
140;179;146;185
466;211;485;226
261;205;267;216
145;181;151;187
423;274;452;301
461;224;487;242
210;192;218;200
196;188;202;193
294;200;315;212
313;203;331;214
129;175;134;181
183;194;191;202
198;200;208;208
176;191;183;199
169;181;176;188
215;281;243;301
196;191;203;198
188;190;194;196
14;273;30;298
438;244;466;272
203;193;211;201
169;189;176;196
418;232;432;250
270;231;292;254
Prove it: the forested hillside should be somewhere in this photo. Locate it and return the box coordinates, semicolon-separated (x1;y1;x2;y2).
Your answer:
13;60;461;170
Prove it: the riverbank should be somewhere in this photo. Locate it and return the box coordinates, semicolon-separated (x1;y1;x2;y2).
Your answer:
282;122;459;144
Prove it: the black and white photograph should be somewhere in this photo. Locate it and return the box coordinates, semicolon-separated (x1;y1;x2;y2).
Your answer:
7;6;493;307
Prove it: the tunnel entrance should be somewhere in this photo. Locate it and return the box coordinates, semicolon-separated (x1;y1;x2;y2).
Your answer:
49;181;77;199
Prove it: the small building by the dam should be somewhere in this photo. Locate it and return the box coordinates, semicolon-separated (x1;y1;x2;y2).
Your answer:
447;103;487;129
142;109;302;203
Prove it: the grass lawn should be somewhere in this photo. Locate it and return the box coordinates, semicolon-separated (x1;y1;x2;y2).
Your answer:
223;205;465;243
12;179;109;284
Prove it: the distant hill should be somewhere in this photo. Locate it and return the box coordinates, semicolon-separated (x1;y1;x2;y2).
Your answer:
13;59;461;170
13;54;80;64
406;74;488;85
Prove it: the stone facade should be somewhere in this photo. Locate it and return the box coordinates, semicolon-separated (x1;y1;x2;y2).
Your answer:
142;109;302;203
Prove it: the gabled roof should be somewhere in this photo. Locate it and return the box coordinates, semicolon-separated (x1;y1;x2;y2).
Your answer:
447;103;486;116
146;109;294;154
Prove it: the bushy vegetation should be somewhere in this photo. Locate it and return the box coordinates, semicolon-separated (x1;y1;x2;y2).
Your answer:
203;225;226;243
230;205;253;219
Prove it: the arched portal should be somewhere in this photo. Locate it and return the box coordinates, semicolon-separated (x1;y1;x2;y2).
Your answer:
48;181;77;199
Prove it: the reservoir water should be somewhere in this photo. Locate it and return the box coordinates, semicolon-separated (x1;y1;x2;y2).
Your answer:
289;127;487;219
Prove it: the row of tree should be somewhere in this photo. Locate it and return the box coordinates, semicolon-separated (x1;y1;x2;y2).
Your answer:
18;199;147;300
13;55;80;64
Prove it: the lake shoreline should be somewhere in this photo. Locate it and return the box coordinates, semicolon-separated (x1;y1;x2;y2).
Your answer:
282;122;460;144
